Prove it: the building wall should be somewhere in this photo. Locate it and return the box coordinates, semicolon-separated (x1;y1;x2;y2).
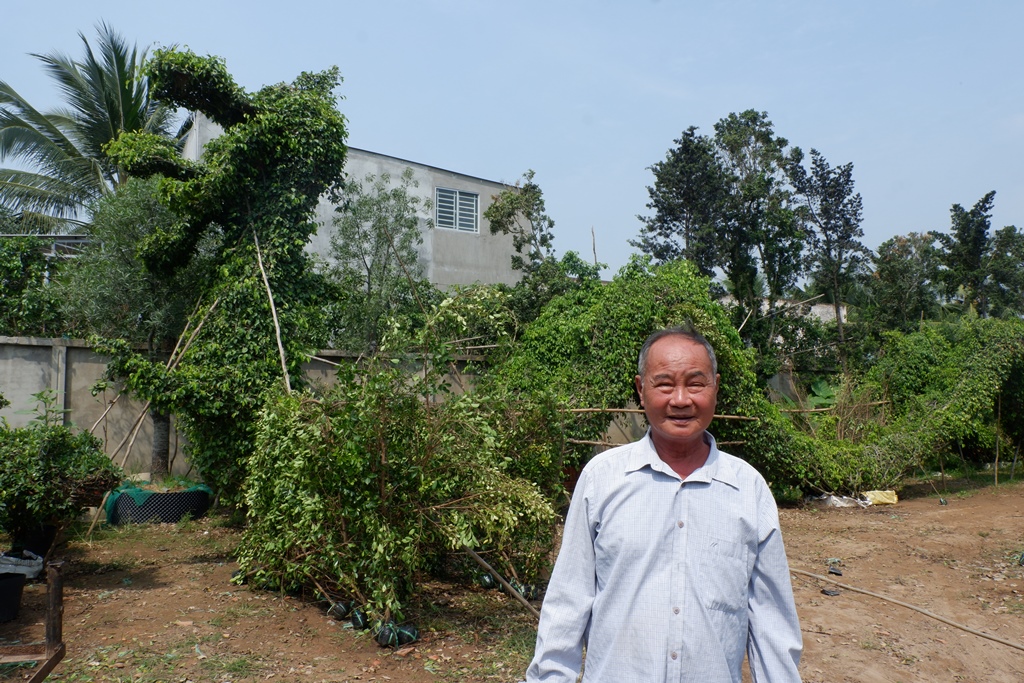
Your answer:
186;115;522;289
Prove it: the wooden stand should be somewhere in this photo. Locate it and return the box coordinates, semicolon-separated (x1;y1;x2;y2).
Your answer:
0;563;66;682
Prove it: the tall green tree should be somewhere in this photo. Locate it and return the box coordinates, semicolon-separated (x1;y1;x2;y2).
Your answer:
60;177;213;478
632;126;726;278
787;149;870;371
868;232;943;332
484;169;555;275
61;178;206;349
637;111;806;375
327;168;435;352
713;110;805;314
986;224;1024;318
637;111;805;318
0;22;178;230
933;191;996;316
930;192;1024;320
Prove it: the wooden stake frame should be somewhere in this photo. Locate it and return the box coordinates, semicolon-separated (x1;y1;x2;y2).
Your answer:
0;563;66;682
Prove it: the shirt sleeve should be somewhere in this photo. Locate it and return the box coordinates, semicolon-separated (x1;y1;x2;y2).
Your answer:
746;486;803;682
525;469;597;682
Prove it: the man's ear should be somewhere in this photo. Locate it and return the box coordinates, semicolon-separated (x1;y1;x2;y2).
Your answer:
634;375;643;405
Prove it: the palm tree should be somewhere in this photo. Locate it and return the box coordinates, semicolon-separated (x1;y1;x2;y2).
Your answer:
0;22;179;232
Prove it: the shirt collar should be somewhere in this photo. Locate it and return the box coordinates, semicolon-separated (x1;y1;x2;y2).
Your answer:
625;430;740;489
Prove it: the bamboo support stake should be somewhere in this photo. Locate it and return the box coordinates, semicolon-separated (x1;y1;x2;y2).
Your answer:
308;354;342;367
88;293;223;538
104;401;150;462
779;400;890;414
567;438;625;448
566;407;759;421
89;392;122;434
568;438;747;449
253;232;291;394
169;297;220;369
86;403;150;537
90;296;218;435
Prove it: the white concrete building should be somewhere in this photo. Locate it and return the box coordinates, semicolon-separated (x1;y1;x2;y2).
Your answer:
184;114;522;289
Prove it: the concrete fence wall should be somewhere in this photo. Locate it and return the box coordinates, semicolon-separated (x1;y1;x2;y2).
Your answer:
0;337;348;477
0;336;178;475
2;337;641;478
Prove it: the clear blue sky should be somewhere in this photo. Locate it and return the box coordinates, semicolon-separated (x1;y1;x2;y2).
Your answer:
3;0;1021;276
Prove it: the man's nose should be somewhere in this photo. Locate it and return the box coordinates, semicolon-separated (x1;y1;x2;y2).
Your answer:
668;386;691;405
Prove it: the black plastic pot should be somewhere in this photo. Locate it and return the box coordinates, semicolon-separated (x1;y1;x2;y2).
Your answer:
10;523;58;558
0;572;26;623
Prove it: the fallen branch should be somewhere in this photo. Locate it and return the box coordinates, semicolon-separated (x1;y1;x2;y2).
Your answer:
464;546;540;620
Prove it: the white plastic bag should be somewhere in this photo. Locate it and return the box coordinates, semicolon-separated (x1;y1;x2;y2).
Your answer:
0;550;44;579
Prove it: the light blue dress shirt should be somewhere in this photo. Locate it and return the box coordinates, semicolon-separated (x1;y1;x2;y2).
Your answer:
525;432;802;682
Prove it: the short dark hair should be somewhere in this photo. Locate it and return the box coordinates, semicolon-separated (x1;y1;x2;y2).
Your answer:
637;326;718;378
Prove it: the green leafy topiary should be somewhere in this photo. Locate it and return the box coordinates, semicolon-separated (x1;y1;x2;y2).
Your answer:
97;50;348;504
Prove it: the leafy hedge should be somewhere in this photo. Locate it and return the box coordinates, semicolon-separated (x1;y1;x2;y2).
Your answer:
236;360;564;623
863;317;1024;469
485;256;812;496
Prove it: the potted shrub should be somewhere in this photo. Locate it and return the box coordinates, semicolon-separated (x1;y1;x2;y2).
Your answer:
0;401;122;557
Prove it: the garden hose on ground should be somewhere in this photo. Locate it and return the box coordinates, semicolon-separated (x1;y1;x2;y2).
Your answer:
792;568;1024;653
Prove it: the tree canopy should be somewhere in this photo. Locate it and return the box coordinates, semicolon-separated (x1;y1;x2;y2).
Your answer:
786;148;869;370
326;168;436;353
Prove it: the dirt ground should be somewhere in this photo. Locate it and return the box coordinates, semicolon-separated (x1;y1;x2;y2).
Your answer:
2;478;1023;682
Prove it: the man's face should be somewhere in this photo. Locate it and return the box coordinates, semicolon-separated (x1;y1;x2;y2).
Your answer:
635;336;719;451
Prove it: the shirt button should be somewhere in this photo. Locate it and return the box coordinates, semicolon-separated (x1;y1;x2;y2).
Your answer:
671;652;678;660
673;607;680;614
677;520;684;528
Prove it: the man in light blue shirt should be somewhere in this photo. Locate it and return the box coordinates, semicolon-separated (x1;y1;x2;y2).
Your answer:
524;327;802;682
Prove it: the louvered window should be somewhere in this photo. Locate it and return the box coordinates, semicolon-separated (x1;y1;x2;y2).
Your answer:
435;188;479;233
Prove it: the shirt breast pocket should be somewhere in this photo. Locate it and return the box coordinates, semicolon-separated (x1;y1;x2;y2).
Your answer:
696;535;750;613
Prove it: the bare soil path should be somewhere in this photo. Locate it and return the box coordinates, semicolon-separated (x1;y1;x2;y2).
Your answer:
787;479;1024;683
2;479;1023;682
